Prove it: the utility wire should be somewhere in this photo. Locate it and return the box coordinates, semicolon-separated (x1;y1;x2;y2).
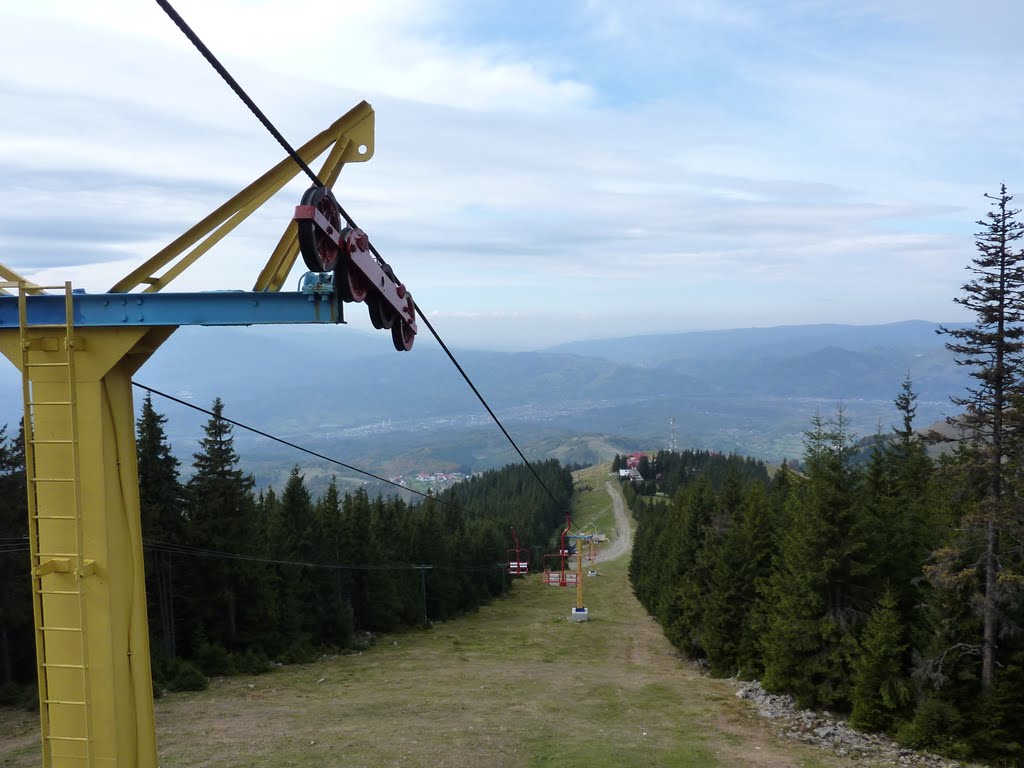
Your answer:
135;381;441;502
145;538;517;576
154;0;575;531
143;537;430;572
153;0;394;275
154;0;321;187
413;307;571;520
132;381;551;541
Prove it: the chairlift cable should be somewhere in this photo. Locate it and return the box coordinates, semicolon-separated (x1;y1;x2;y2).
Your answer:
152;0;576;528
133;381;556;537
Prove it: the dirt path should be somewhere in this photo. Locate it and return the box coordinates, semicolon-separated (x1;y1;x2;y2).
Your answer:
598;479;633;562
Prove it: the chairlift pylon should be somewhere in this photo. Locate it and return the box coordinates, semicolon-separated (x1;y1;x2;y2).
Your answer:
542;514;578;586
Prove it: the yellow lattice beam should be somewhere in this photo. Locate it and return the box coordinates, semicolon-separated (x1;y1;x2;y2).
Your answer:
110;101;375;295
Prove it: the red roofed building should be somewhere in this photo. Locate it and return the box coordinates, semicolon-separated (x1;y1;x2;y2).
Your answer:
626;452;645;470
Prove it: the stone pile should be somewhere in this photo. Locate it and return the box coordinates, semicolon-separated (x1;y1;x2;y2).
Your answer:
732;680;964;767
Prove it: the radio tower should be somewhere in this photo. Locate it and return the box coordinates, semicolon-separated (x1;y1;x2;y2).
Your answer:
669;417;678;453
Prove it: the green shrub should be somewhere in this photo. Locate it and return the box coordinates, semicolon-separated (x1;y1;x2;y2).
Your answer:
0;681;20;707
896;697;970;759
235;648;270;675
279;640;317;665
195;642;234;676
165;659;208;692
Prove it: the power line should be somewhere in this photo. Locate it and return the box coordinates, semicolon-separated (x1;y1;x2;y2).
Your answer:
153;0;573;529
145;538;518;577
153;0;399;279
132;381;554;542
154;0;320;187
143;537;428;572
413;308;573;520
135;382;442;502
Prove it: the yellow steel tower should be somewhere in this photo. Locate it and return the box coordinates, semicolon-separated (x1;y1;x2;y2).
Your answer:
0;102;404;767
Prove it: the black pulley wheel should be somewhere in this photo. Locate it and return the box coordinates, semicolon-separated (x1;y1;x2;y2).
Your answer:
297;186;342;272
367;296;396;329
338;259;369;303
391;320;415;351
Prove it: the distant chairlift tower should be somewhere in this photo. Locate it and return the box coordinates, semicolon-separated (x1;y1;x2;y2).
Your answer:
542;514;576;587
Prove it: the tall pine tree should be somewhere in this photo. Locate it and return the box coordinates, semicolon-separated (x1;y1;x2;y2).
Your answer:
762;409;864;709
183;398;258;652
136;394;184;658
938;184;1024;692
0;425;31;686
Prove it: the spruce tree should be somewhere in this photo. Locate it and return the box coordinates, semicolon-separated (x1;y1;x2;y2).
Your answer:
703;483;776;677
938;184;1024;692
316;478;353;647
183;397;258;651
136;394;184;658
762;409;864;709
850;587;911;732
661;477;716;655
274;467;317;647
0;425;30;685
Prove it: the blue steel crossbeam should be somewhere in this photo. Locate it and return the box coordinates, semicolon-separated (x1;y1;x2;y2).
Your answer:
0;286;341;328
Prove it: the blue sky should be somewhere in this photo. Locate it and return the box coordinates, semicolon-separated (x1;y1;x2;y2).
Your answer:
0;0;1021;348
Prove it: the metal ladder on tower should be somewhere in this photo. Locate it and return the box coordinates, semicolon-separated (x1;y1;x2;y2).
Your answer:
10;280;95;767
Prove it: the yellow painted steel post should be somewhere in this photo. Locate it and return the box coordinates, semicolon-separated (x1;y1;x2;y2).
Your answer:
0;100;377;767
576;547;584;610
0;321;170;768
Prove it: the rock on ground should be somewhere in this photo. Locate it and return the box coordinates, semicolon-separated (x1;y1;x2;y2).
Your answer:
731;679;964;768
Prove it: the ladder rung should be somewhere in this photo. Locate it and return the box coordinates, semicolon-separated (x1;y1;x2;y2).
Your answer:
25;362;71;368
40;626;83;632
46;735;89;742
41;663;86;670
28;401;73;407
43;699;86;706
26;323;71;330
33;515;77;520
37;552;81;558
37;589;81;596
31;477;75;482
31;438;75;444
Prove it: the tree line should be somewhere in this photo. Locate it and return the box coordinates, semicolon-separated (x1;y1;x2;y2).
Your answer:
629;186;1024;763
0;395;573;699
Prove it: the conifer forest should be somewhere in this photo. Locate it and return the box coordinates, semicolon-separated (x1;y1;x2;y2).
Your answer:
630;187;1024;764
0;395;573;698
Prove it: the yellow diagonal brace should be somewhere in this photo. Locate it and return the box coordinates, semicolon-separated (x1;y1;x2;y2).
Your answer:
110;101;375;295
253;130;357;292
0;265;43;295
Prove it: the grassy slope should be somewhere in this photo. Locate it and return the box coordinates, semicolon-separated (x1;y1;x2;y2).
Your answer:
0;464;857;768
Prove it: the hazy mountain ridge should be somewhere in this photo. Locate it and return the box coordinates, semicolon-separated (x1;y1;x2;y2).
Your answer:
0;320;972;480
545;320;965;365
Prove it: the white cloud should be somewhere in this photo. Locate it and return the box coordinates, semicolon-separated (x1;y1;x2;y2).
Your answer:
0;0;1015;348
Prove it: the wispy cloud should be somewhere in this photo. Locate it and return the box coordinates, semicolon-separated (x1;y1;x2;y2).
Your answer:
0;0;1017;348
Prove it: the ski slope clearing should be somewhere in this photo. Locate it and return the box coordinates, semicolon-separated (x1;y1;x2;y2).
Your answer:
1;467;873;768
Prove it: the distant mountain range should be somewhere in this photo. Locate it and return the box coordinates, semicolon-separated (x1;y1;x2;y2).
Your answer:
0;320;972;490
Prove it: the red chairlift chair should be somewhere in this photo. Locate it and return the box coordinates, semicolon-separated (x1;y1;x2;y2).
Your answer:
507;527;530;576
